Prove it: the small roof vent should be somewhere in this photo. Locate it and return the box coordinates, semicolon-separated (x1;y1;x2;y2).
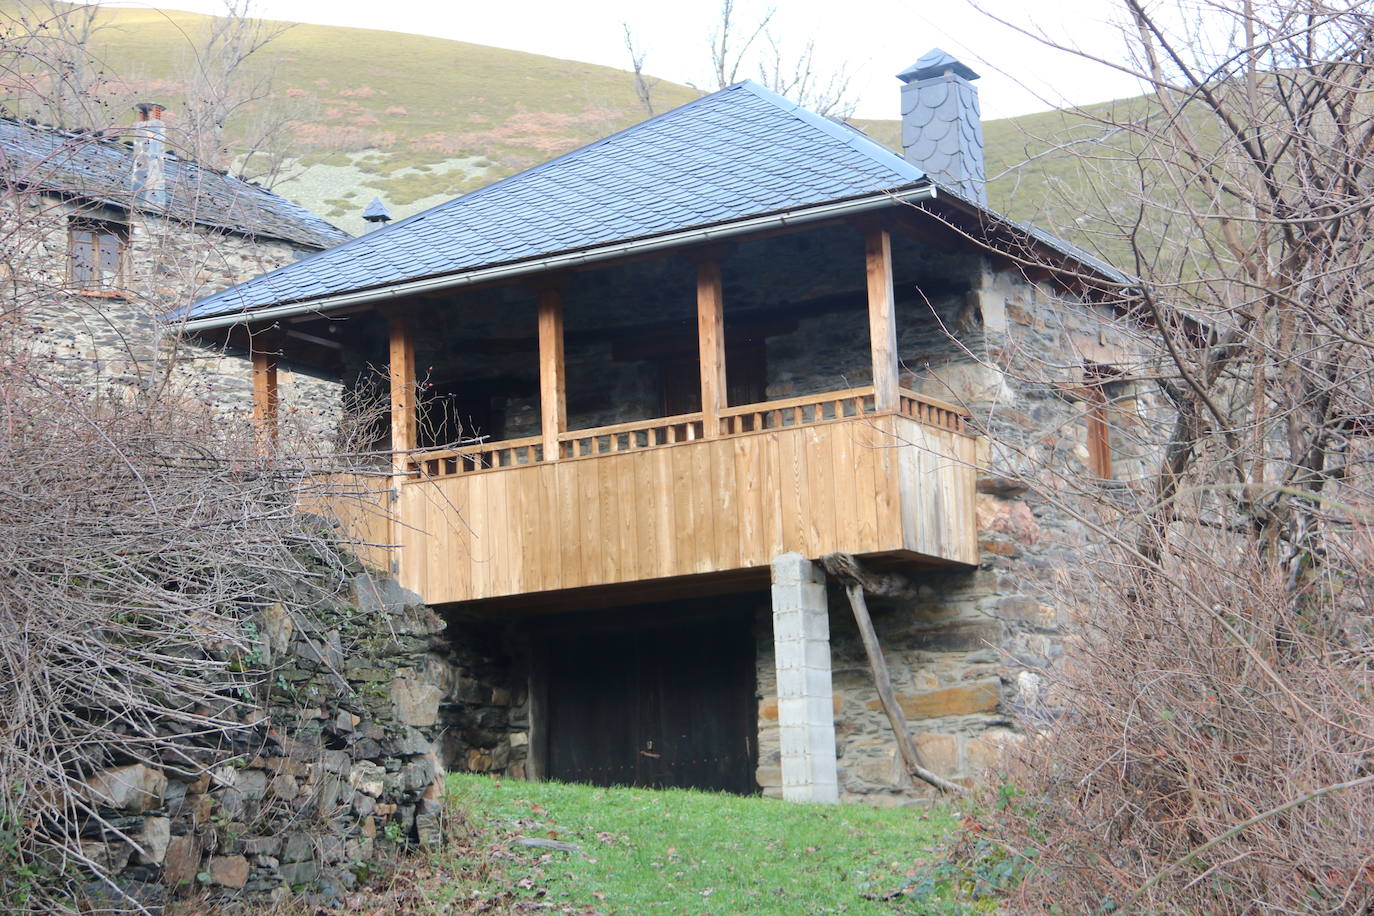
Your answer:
362;197;393;232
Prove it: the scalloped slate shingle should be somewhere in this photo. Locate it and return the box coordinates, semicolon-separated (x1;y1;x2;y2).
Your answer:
182;81;927;322
0;118;349;250
898;50;986;206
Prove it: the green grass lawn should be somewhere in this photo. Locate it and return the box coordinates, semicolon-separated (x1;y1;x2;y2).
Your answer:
439;773;968;915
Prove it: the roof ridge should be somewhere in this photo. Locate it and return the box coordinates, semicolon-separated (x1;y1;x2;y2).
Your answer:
277;82;921;267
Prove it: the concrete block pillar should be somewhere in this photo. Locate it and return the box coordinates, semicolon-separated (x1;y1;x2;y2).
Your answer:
770;553;839;803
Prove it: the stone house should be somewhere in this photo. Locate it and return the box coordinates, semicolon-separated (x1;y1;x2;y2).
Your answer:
179;51;1157;804
0;104;348;421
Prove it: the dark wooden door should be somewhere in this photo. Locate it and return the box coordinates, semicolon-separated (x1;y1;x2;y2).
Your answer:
542;612;757;794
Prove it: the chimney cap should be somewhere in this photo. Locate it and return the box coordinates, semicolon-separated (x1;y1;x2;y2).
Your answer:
362;197;393;223
135;101;167;121
897;48;979;84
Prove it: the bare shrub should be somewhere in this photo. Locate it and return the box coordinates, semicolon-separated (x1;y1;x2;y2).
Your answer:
940;2;1374;911
984;512;1374;913
0;342;387;909
0;33;384;903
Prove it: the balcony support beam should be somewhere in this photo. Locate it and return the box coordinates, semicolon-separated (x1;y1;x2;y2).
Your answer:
537;286;567;461
865;227;899;412
696;259;727;436
388;310;417;474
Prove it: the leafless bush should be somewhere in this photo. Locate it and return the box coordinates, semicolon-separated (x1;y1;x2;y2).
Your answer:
949;2;1374;911
984;509;1374;913
0;336;388;910
0;52;384;905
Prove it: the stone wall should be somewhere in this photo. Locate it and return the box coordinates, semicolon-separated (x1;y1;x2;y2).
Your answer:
1;192;343;433
433;617;531;780
406;245;1161;804
752;262;1160;803
73;570;454;911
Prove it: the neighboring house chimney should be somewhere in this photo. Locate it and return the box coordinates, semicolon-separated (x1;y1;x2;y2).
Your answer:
131;102;167;210
362;197;393;232
897;49;986;206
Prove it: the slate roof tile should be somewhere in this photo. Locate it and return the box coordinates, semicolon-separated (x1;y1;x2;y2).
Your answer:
0;117;348;250
180;80;926;321
181;77;1129;322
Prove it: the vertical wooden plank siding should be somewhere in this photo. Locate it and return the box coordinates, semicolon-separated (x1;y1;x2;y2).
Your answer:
388;312;418;474
250;345;278;452
537;288;567;461
696;260;727;436
865;228;899;412
370;415;978;604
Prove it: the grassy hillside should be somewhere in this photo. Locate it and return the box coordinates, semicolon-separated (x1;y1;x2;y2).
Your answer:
1;1;1141;248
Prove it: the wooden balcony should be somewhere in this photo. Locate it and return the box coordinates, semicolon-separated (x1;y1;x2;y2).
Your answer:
365;386;978;608
274;225;983;609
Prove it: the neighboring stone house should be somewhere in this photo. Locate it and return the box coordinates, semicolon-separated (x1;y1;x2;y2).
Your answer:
179;51;1160;805
0;104;349;423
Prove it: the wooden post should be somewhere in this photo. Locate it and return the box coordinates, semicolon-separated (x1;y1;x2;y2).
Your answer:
250;338;279;452
865;227;899;412
388;311;417;474
537;286;567;461
823;553;967;795
696;259;727;436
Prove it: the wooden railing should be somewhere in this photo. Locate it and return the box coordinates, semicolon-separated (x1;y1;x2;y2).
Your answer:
407;434;544;478
559;412;705;458
403;386;972;482
719;386;875;434
897;388;969;434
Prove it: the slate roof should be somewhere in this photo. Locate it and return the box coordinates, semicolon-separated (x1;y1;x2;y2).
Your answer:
181;81;929;322
0;117;349;250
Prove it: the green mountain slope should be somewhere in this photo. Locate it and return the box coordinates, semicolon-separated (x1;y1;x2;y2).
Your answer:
2;2;1139;249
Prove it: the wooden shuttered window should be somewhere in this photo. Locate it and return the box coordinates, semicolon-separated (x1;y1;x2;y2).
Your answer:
68;221;127;292
1084;363;1119;479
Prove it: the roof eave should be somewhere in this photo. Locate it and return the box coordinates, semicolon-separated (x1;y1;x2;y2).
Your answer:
178;183;940;333
926;186;1136;289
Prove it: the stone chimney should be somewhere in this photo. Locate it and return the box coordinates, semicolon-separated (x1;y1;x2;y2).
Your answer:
362;197;393;232
897;49;986;206
130;102;167;209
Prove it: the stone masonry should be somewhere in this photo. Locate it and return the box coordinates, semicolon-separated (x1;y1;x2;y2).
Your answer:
73;568;456;911
406;239;1159;804
2;190;343;433
750;258;1157;803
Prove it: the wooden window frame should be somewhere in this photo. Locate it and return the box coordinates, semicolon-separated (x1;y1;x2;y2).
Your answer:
1083;363;1119;480
68;218;129;297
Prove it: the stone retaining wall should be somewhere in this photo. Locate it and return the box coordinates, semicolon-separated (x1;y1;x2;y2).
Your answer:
74;570;455;911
